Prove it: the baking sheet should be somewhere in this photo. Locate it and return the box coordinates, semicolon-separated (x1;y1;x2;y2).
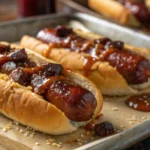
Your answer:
0;13;149;150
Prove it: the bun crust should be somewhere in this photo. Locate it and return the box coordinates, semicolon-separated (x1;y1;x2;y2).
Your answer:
0;42;103;135
88;0;141;27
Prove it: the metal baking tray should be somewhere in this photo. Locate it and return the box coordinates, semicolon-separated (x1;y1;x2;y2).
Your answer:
0;13;149;150
0;13;150;48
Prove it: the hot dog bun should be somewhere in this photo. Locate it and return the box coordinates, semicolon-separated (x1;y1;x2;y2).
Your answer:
20;30;150;96
88;0;145;27
0;42;103;135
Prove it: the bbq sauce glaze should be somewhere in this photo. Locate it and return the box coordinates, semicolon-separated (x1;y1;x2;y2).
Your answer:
117;0;150;27
126;93;150;112
0;44;97;121
37;26;150;85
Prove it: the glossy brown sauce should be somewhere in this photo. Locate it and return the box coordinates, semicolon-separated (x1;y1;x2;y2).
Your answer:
126;93;150;112
36;26;150;84
84;121;95;130
82;56;99;76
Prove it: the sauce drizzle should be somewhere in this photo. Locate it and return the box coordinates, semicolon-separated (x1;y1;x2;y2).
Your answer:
126;93;150;112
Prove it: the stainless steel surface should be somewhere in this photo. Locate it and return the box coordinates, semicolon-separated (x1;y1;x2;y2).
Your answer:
0;13;150;48
0;13;149;150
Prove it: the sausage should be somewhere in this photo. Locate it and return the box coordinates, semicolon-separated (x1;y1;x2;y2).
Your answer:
117;0;150;25
31;74;97;121
36;27;150;85
10;68;31;86
45;78;97;121
0;44;97;122
105;50;150;84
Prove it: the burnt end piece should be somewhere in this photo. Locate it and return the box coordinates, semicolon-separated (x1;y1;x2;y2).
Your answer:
8;49;28;62
0;44;10;53
10;68;31;86
55;26;73;37
43;63;63;76
95;122;115;137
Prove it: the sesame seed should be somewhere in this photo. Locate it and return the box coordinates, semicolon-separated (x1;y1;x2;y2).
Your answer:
16;127;20;131
81;134;84;138
8;122;13;125
24;133;28;137
85;131;91;136
129;121;133;124
48;138;55;143
52;143;60;147
58;142;62;145
3;128;7;132
112;107;119;111
77;139;81;142
141;116;147;120
90;137;95;140
78;142;83;146
30;135;34;138
19;129;24;133
15;122;19;125
46;142;50;145
35;142;40;146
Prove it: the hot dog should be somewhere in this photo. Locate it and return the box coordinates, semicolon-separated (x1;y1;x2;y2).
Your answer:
20;26;150;96
0;42;103;135
88;0;150;28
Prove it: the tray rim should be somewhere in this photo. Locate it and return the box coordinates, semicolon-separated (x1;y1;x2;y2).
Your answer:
57;0;150;39
0;12;149;150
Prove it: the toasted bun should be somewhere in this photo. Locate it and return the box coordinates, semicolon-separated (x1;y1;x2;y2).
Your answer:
88;0;141;27
0;42;103;135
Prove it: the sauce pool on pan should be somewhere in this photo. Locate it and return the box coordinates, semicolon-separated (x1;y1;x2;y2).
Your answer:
126;93;150;112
